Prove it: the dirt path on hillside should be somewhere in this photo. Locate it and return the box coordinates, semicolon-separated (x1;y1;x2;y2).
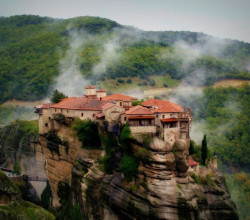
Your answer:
212;79;250;88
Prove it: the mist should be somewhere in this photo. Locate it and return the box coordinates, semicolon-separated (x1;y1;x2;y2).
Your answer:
51;30;91;97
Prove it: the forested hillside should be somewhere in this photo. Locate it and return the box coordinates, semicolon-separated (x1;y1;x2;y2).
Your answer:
0;15;250;103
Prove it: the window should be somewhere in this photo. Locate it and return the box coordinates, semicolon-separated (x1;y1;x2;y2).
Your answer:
124;117;127;121
120;102;122;106
156;114;158;118
162;115;165;119
81;113;83;117
45;123;48;127
48;117;50;120
170;114;172;116
55;109;57;112
60;109;62;113
93;114;95;117
67;109;69;113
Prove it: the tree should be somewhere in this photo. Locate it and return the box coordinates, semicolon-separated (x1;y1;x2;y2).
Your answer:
189;140;195;155
50;89;68;103
201;135;208;165
41;181;52;209
13;161;21;175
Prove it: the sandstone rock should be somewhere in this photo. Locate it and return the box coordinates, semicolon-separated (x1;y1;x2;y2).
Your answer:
150;137;172;152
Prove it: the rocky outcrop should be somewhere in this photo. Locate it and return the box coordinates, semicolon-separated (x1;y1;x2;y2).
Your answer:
67;136;238;220
38;120;238;219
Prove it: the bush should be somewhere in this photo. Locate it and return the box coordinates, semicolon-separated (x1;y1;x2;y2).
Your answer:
57;181;70;205
132;99;144;106
134;148;151;163
13;161;21;175
72;119;101;148
117;79;125;84
54;113;66;124
46;130;62;154
120;155;139;182
41;181;52;209
50;89;68;103
127;79;132;83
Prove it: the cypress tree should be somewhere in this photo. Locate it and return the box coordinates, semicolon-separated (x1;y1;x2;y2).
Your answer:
201;135;208;165
189;140;194;155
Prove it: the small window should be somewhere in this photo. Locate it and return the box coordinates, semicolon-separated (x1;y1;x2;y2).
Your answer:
120;102;122;106
81;113;83;117
162;115;165;119
55;109;57;112
67;109;69;113
93;114;95;117
156;114;158;118
124;117;127;121
45;123;48;127
170;114;172;116
48;117;50;120
60;109;62;113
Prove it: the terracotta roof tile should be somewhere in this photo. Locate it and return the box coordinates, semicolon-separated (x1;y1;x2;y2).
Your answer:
189;158;199;166
102;93;137;101
85;85;96;89
161;118;178;122
96;113;104;118
102;102;116;110
142;99;183;113
36;103;54;109
50;97;108;110
126;105;154;115
128;116;155;119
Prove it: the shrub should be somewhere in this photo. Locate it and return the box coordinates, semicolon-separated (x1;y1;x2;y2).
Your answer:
132;99;144;106
13;161;21;175
50;89;68;103
57;181;70;205
120;123;132;153
41;181;52;209
46;129;62;154
120;155;139;182
191;173;200;184
134;148;151;163
127;79;132;83
72;119;101;148
117;79;125;84
54;113;66;124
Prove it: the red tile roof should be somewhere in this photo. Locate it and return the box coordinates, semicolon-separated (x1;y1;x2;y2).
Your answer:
126;105;154;115
189;158;199;166
85;85;96;89
95;113;104;118
35;103;54;109
161;118;178;122
50;97;108;110
142;99;183;113
128;116;155;119
102;102;116;110
102;93;137;101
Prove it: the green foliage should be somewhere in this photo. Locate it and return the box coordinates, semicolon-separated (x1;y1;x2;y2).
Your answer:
72;119;101;148
54;113;66;124
46;130;62;154
68;204;82;220
0;15;249;104
189;140;194;155
119;155;139;182
13;161;21;175
225;172;250;220
132;99;144;106
177;184;183;191
50;90;68;103
188;85;250;167
120;123;132;153
201;135;208;165
41;181;52;210
191;174;200;184
57;181;70;205
134;147;151;163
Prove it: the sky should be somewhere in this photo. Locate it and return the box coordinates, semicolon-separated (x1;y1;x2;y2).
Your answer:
0;0;250;43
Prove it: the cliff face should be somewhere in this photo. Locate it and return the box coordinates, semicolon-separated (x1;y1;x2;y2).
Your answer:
40;120;238;220
0;121;46;179
0;170;55;220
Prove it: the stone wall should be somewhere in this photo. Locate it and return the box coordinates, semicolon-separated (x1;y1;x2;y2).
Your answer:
130;126;156;134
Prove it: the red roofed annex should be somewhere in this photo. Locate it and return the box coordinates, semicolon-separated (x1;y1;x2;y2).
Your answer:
35;85;191;144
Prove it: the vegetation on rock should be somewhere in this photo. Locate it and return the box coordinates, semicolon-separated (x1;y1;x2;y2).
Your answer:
50;89;68;103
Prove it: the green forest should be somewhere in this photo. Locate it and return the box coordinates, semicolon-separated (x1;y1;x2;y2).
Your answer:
0;15;250;103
